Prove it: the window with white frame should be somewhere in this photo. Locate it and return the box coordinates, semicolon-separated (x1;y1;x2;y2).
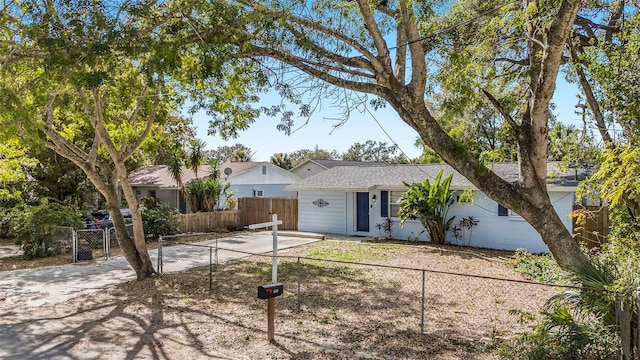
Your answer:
253;189;264;197
389;190;405;217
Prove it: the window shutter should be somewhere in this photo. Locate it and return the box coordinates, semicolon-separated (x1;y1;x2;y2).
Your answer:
498;204;509;216
381;190;389;217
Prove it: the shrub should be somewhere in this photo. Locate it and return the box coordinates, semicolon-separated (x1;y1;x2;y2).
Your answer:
0;207;15;238
451;216;479;246
141;198;181;241
9;201;83;259
506;248;563;283
500;303;619;360
375;217;393;239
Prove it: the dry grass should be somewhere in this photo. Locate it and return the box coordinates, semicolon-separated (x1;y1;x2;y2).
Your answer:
0;239;559;359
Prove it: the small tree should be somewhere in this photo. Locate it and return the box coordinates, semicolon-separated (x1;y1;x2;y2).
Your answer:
140;198;181;241
9;201;83;259
184;176;231;212
397;171;455;244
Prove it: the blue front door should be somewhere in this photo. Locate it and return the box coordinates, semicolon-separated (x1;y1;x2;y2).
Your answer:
356;192;369;232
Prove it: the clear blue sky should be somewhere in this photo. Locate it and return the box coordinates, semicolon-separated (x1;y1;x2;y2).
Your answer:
192;79;583;162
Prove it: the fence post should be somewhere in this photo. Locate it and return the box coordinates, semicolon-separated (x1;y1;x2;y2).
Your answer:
215;237;219;267
209;246;213;291
637;287;640;355
72;228;77;263
421;270;425;335
297;256;301;312
104;228;109;260
158;236;163;273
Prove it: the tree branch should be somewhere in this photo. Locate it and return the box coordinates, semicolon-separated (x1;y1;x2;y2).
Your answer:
482;89;520;134
495;57;530;65
398;0;427;97
355;0;393;75
568;41;613;144
122;81;162;161
244;44;375;80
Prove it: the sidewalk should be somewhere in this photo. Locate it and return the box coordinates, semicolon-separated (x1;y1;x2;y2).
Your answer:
0;231;319;310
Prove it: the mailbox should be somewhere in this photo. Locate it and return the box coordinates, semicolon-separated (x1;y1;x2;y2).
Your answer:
257;283;284;299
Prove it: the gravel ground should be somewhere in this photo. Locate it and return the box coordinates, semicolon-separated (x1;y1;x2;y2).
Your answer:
0;238;557;359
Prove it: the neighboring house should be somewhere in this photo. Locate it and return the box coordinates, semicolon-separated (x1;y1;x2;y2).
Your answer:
129;162;301;213
290;159;384;179
285;162;584;253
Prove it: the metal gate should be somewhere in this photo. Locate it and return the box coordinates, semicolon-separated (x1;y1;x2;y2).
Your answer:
106;224;133;258
73;229;106;262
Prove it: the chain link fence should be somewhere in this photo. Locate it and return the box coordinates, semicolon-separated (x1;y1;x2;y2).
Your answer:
74;229;106;261
106;224;133;258
50;226;75;260
156;236;572;342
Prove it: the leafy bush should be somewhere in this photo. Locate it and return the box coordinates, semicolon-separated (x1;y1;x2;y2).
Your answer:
0;207;15;238
451;216;479;246
500;303;619;360
184;176;231;212
504;250;622;359
506;248;563;283
9;201;83;259
397;170;455;244
375;217;393;239
141;198;181;241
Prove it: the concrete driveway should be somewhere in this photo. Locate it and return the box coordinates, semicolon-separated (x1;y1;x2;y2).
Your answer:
0;231;320;310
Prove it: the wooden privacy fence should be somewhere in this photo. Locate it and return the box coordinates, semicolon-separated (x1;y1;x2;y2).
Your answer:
572;205;609;248
179;210;241;233
238;197;298;230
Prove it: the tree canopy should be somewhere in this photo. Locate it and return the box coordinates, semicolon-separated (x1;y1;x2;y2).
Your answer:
185;0;599;272
0;0;267;279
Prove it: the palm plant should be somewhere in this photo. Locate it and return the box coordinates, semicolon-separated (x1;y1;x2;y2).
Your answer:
503;262;621;359
184;175;231;212
166;146;185;188
397;170;455;244
187;139;207;178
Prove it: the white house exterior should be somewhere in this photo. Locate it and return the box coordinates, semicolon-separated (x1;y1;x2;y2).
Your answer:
285;163;580;253
129;162;301;213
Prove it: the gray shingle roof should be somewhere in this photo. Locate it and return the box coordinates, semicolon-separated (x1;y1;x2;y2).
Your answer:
128;162;270;188
285;162;582;191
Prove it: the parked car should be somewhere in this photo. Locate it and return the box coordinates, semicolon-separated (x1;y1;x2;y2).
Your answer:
82;216;98;229
94;209;133;229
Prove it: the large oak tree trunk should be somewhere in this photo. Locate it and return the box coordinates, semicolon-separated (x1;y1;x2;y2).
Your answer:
117;177;155;279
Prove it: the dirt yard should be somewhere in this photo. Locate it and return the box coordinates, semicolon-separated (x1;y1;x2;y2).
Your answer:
0;239;557;359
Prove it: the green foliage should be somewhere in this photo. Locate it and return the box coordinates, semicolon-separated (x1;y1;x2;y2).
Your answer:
270;153;293;170
206;144;255;163
341;140;401;163
287;147;339;167
305;243;401;262
184;176;232;212
413;139;443;164
397;170;455;244
374;217;393;239
500;303;619;360
0;207;14;238
0;140;38;207
8;201;83;259
140;198;180;241
504;248;626;359
450;216;479;246
506;248;563;283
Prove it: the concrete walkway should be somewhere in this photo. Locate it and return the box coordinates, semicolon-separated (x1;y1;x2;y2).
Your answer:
0;231;320;310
